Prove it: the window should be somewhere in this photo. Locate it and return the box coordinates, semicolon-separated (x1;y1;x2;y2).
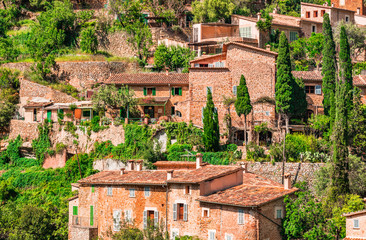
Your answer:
113;210;121;231
185;185;190;195
200;64;209;67
107;186;113;196
233;86;237;95
214;62;224;67
311;25;317;33
345;15;350;22
315;85;322;95
33;109;37;122
143;210;158;228
208;63;214;67
321;10;326;16
208;230;216;240
82;110;91;117
275;207;284;219
354;219;360;228
238;209;244;224
171;229;179;240
173;203;188;221
129;188;135;198
202;208;210;218
125;210;132;222
172;87;182;96
305;86;315;94
313;11;318;17
239;27;252;38
171;107;175;115
340;0;345;6
225;234;233;240
91;185;95;193
143;87;156;96
194;63;200;68
206;86;213;95
306;11;310;18
289;32;298;42
176;111;182;117
144;187;150;197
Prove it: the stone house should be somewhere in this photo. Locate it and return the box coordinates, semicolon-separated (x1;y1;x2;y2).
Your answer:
69;156;297;240
331;0;366;16
343;209;366;240
102;72;189;120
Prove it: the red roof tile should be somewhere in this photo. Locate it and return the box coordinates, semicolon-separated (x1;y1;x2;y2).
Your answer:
197;173;297;207
23;102;52;108
154;161;197;170
103;73;189;85
224;42;278;56
270;13;301;28
343;209;366;217
292;71;322;81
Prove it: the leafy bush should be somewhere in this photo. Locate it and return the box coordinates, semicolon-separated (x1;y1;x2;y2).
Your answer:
246;142;267;162
80;26;98;54
32;123;52;163
0;135;22;165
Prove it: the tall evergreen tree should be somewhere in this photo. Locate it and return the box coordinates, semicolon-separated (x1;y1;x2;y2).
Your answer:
203;87;220;152
321;13;337;118
275;32;296;134
235;75;252;145
331;26;352;197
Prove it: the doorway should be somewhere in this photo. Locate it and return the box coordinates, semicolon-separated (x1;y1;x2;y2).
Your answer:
144;106;155;118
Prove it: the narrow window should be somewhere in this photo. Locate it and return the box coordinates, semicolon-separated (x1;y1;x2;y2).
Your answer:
144;187;150;197
107;186;113;196
315;85;322;95
312;25;317;33
113;210;121;231
233;86;237;95
125;210;132;222
178;203;184;220
238;209;244;224
354;219;360;228
33;109;37;122
345;15;349;22
290;32;298;42
225;234;233;240
171;106;175;115
306;11;310;18
185;185;190;195
172;87;182;96
321;10;326;16
202;208;210;218
276;209;282;219
313;11;318;17
208;230;216;240
91;185;95;193
73;206;78;216
129;188;135;198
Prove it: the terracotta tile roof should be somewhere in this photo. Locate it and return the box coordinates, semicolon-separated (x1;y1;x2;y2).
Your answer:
190;53;226;63
197;173;297;207
343;209;366;217
154;161;197;170
270;13;301;28
343;238;366;240
301;2;355;12
232;14;257;22
167;165;241;183
68;195;79;201
23;102;52;108
103;73;189;85
224;42;278;56
292;71;322;81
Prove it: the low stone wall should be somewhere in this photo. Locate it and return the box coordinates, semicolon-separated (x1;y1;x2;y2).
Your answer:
43;149;68;169
98;32;137;58
9;120;39;141
247;162;325;186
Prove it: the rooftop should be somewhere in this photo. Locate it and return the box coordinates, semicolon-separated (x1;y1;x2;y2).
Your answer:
197;173;297;207
23;101;53;108
343;209;366;217
270;13;301;28
154;161;197;170
103;73;189;85
301;2;355;12
293;71;366;87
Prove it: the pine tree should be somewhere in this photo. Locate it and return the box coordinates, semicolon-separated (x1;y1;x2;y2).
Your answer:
235;75;252;145
203;87;220;152
321;13;337;118
275;32;296;134
331;26;352;197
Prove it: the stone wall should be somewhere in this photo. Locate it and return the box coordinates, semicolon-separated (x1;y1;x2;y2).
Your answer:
4;61;137;90
9;120;39;141
98;32;137;58
43;149;68;169
247;162;325;186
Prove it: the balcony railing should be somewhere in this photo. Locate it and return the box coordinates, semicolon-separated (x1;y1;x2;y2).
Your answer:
71;216;98;228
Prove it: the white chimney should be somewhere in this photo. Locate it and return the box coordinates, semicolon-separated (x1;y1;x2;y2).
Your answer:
284;173;292;190
127;160;134;171
135;160;143;171
257;12;262;21
240;162;248;173
120;168;125;175
331;3;334;7
196;153;203;169
167;170;174;180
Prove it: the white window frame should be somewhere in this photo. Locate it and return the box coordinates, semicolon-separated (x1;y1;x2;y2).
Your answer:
315;85;322;95
107;186;113;196
233;85;237;95
144;186;150;197
354;218;360;229
208;230;216;240
225;233;233;240
202;207;210;218
275;206;284;219
171;228;179;240
238;209;244;224
340;0;345;6
239;26;252;38
113;209;121;231
129;188;135;198
125;209;132;222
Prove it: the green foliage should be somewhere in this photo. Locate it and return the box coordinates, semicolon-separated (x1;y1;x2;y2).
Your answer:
0;136;22;166
32;123;52;163
80;26;98;54
163;122;203;147
203;88;220;152
246;142;267;161
55;142;67;154
256;12;272;32
235;75;252;144
0;38;19;62
350;88;366;160
154;44;195;72
192;0;235;23
308;114;331;139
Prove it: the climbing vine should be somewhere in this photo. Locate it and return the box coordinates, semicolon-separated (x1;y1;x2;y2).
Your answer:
163;122;202;147
32;122;52;163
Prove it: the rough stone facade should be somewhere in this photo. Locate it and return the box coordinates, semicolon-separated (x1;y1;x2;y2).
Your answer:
42;149;68;169
98;32;137;58
9;120;39;141
331;0;366;15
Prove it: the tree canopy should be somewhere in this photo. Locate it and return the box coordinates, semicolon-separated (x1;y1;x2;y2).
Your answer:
192;0;235;23
235;75;252;144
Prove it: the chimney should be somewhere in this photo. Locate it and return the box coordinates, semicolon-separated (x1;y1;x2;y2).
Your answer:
273;8;278;14
135;160;143;171
196;153;203;169
284;173;292;190
266;44;271;51
120;168;125;175
331;3;334;7
357;8;360;15
127;160;134;171
165;67;169;76
257;12;262;21
240;162;248;173
167;170;174;180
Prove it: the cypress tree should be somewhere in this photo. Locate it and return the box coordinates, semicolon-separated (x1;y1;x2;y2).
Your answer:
203;87;220;152
275;31;296;134
235;75;252;145
331;26;352;197
321;13;337;118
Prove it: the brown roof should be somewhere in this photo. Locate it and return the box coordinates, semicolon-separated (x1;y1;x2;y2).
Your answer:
231;14;257;23
167;165;241;183
23;102;52;108
197;173;297;207
103;73;189;85
292;71;322;81
343;209;366;217
68;195;79;201
301;2;355;12
224;42;278;56
190;53;226;63
154;161;197;170
270;13;301;28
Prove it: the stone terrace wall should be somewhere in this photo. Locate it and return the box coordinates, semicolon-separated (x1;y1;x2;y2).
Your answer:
247;162;325;186
4;61;138;90
9;120;39;141
98;32;137;58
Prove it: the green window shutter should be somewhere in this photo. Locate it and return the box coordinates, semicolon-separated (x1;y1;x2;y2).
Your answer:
143;87;147;96
73;206;78;216
178;88;182;96
90;206;94;226
152;88;156;96
91;185;95;193
171;87;175;96
47;110;52;121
